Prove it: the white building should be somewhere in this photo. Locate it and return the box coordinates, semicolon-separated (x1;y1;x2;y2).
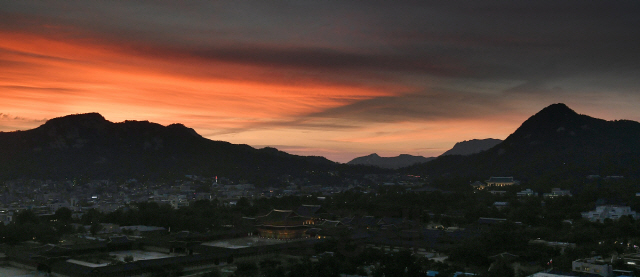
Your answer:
47;201;71;212
572;256;613;277
527;257;613;277
582;205;637;223
493;202;509;210
517;189;538;197
543;188;572;198
169;195;189;209
0;211;13;225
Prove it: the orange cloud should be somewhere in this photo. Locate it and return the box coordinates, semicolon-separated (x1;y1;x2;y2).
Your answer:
2;2;640;164
0;27;534;162
0;29;403;131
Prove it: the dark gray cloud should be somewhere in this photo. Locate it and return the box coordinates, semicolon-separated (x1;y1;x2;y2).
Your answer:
129;44;467;78
1;85;79;93
0;48;79;63
0;113;47;122
2;0;640;128
207;88;521;134
303;88;517;123
202;118;360;136
3;1;638;82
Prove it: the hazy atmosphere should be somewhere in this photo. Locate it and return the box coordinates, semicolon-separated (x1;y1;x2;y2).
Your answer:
1;1;639;162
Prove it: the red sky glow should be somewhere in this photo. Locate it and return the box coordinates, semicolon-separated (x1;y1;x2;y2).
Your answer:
1;1;639;162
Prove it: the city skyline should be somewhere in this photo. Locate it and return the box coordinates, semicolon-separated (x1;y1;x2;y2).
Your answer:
1;1;639;162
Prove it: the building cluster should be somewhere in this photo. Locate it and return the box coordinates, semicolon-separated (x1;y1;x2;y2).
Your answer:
0;173;427;226
581;205;638;223
529;256;637;277
471;176;519;190
0;200;475;277
2;174;640;276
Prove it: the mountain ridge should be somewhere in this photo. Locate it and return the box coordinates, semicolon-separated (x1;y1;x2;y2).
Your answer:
0;113;358;183
347;138;503;169
405;103;640;184
440;138;503;156
3;103;639;185
346;153;434;169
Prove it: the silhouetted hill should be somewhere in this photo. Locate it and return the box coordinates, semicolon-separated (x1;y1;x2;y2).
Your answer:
347;153;434;169
405;103;640;185
349;138;501;169
440;138;502;156
0;113;367;182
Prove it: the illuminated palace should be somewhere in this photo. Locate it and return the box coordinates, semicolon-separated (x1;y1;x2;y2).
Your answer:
256;209;312;239
485;176;519;187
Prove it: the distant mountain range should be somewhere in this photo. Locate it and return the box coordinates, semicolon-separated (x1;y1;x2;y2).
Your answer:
405;103;640;184
0;113;372;182
440;138;502;156
347;138;502;169
346;154;435;169
1;103;638;184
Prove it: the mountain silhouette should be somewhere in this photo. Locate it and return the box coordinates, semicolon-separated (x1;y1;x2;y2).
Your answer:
3;104;639;185
349;138;502;169
347;153;434;169
405;103;640;184
440;138;502;156
0;113;353;182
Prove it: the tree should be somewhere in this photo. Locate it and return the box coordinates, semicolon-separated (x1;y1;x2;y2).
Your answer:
54;207;73;222
260;259;284;277
33;223;59;244
236;197;251;209
234;261;259;277
76;225;87;234
90;222;102;235
15;209;40;225
315;255;341;277
287;257;314;277
81;208;103;225
378;250;422;277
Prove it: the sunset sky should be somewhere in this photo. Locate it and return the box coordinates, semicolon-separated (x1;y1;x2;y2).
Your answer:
1;1;639;162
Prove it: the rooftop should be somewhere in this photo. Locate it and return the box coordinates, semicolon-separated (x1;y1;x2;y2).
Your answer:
201;237;292;249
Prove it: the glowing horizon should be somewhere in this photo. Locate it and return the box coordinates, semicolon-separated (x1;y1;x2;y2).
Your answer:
2;1;639;163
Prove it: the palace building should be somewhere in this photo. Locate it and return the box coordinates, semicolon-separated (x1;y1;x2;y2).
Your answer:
256;209;311;240
485;176;519;187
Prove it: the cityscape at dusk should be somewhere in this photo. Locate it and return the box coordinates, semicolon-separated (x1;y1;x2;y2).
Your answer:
4;2;640;277
2;1;639;162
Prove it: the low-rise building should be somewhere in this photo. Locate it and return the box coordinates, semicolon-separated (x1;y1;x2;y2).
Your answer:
528;257;614;277
471;181;486;190
582;205;638;222
485;177;519;187
170;198;189;209
120;225;167;236
517;189;538;197
256;209;311;239
543;188;572;198
572;256;613;277
0;211;13;225
529;239;576;250
493;202;509;210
